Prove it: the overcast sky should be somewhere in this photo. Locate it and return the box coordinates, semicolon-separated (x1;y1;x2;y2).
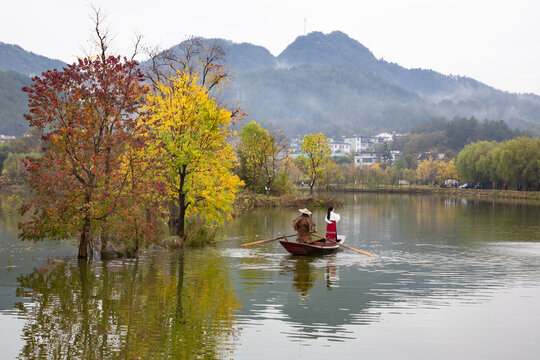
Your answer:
1;0;539;94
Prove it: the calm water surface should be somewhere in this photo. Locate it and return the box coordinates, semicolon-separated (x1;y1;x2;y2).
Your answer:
1;193;539;359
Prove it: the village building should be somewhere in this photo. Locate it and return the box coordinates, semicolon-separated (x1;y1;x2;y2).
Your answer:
0;134;17;142
328;140;351;154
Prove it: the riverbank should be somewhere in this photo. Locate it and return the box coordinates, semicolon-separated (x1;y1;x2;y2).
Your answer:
233;192;343;212
338;185;540;201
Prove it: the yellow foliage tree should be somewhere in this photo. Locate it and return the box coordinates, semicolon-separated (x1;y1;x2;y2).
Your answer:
144;72;243;238
416;157;438;184
436;160;460;184
296;133;331;195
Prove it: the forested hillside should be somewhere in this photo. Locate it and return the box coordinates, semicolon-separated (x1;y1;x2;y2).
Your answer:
230;63;430;135
207;31;540;135
0;70;30;135
0;43;65;135
0;42;65;75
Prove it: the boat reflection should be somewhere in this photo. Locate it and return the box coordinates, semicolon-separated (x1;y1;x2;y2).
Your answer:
283;257;317;299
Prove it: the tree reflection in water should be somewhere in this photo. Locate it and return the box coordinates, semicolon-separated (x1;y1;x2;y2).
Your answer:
15;250;240;359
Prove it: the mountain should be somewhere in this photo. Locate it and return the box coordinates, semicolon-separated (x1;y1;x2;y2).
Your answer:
207;39;276;72
277;31;380;70
0;42;65;75
220;31;540;135
0;43;66;136
0;70;31;136
2;33;540;137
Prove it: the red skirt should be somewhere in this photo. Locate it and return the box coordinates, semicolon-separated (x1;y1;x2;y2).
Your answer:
326;221;337;240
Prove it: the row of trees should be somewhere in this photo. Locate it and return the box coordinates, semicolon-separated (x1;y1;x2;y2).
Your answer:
402;116;528;156
455;137;540;190
236;127;332;196
0;128;41;184
18;19;243;258
317;159;455;189
234;120;539;193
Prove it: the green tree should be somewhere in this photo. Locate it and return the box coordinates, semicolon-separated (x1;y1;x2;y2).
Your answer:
375;142;393;164
237;121;271;191
455;141;499;185
0;152;39;185
492;137;540;189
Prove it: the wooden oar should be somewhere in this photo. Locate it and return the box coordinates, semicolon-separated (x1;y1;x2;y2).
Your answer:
240;234;297;247
312;233;377;257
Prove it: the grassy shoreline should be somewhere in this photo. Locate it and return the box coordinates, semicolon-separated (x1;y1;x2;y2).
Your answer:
336;185;540;201
233;192;343;212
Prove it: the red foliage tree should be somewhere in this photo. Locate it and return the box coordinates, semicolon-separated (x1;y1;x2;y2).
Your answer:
21;56;161;258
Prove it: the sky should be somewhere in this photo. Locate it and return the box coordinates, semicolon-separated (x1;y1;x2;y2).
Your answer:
1;0;539;94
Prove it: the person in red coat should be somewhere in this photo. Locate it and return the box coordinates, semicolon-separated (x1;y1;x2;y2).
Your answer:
325;206;340;241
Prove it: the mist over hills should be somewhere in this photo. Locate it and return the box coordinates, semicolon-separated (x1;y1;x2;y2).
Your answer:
214;31;540;135
1;32;540;136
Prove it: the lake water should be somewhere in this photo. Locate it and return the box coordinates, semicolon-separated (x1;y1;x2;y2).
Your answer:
1;193;539;359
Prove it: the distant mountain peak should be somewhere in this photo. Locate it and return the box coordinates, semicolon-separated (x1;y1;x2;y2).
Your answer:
277;30;377;68
0;41;65;76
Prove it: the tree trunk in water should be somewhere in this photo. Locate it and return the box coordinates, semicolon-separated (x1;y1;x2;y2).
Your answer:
176;166;188;239
176;193;186;238
78;215;91;258
100;229;109;257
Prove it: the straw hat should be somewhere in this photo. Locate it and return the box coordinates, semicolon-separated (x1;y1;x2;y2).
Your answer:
298;208;312;215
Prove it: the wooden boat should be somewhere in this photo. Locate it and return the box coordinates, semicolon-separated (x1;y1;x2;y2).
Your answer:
279;235;346;256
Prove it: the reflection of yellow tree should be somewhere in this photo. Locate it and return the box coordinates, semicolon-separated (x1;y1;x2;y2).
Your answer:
15;250;240;359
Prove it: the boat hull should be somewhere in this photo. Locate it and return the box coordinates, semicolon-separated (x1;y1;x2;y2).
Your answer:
279;236;346;256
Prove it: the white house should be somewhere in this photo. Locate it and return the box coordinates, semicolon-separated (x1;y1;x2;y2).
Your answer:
328;141;351;154
375;132;394;143
0;135;16;142
344;136;376;152
353;151;378;166
390;150;402;162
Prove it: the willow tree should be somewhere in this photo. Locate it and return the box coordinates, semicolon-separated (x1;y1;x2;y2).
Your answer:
455;141;499;184
296;133;331;195
144;72;243;238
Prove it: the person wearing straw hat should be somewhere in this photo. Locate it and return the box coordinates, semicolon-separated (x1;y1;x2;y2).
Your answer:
292;208;316;243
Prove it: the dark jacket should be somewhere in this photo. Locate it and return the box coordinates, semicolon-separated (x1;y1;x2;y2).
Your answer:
292;215;316;243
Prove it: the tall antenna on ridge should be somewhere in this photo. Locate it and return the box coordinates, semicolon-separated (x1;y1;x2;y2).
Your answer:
304;18;307;35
